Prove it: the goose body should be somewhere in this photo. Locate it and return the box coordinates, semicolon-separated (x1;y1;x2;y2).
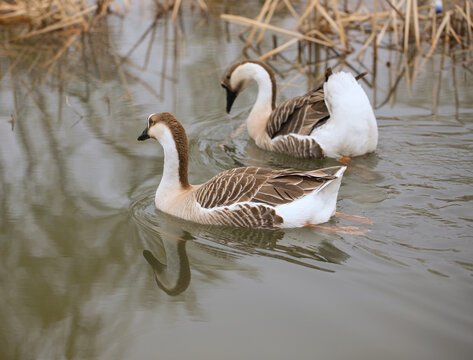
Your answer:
222;60;378;159
137;113;346;229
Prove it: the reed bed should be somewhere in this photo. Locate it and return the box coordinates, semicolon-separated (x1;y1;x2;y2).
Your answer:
0;0;469;118
0;0;208;87
0;1;208;40
220;0;472;114
0;0;118;40
221;0;473;60
0;1;201;131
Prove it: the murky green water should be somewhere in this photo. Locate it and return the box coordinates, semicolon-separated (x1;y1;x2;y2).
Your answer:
1;4;472;360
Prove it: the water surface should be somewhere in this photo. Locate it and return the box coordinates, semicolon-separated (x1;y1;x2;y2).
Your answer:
0;4;472;360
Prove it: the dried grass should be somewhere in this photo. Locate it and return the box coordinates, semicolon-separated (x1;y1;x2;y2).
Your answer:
0;0;208;41
0;0;209;126
221;0;473;60
221;0;472;113
0;1;113;39
0;0;208;87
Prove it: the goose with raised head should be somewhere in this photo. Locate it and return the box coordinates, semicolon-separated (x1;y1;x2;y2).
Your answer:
137;112;346;229
221;60;378;159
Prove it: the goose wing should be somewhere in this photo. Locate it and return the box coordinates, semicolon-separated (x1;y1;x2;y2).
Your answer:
266;68;368;139
194;166;340;209
251;167;338;206
271;134;325;158
266;86;329;139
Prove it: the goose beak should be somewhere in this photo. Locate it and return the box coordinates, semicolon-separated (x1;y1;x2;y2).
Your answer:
225;88;238;114
137;127;150;141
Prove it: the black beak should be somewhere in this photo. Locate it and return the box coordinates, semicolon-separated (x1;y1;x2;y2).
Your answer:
137;127;150;141
225;87;238;114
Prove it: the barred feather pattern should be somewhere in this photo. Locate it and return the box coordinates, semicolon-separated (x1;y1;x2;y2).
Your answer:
204;203;284;229
193;166;340;229
266;87;329;139
271;134;325;159
194;167;267;208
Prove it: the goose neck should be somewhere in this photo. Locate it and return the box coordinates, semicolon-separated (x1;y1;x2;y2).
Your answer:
156;124;190;192
241;63;276;140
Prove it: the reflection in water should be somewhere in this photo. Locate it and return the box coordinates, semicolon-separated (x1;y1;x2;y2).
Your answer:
143;242;191;296
134;199;351;296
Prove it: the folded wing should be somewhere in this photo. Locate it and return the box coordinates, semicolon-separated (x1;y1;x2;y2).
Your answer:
267;87;329;138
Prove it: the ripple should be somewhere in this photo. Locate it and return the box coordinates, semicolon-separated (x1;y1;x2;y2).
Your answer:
130;193;162;234
130;191;349;272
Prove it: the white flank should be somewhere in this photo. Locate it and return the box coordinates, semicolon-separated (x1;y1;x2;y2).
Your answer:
275;166;346;227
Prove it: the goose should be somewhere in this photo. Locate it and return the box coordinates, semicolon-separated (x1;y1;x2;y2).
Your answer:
137;112;346;230
221;60;378;159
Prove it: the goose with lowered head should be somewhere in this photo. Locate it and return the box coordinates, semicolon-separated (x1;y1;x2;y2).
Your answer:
221;60;378;159
137;112;346;229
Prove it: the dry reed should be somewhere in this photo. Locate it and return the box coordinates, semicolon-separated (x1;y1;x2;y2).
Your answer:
0;0;208;41
0;0;116;40
0;0;209;89
221;0;473;60
221;0;472;113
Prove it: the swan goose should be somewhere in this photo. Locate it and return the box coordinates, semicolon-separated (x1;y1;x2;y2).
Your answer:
137;112;346;229
221;60;378;159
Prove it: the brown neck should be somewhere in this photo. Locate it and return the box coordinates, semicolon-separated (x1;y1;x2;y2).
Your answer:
160;113;191;189
174;134;190;189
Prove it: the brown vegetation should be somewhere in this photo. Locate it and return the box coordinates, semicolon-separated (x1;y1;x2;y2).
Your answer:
221;0;473;60
0;0;208;41
221;0;472;113
0;0;117;40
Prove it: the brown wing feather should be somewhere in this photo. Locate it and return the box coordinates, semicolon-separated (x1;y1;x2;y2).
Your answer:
267;86;329;139
208;203;283;229
195;166;341;209
252;169;337;206
195;167;269;209
266;67;368;139
271;134;325;158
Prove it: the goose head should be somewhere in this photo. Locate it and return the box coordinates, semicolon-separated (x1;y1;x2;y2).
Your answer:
221;60;277;113
137;112;190;189
137;112;187;143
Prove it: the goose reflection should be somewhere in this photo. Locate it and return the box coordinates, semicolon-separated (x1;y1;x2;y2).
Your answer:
143;238;191;296
136;204;351;296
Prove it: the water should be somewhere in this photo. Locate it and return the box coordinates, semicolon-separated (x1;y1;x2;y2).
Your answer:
1;4;473;360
